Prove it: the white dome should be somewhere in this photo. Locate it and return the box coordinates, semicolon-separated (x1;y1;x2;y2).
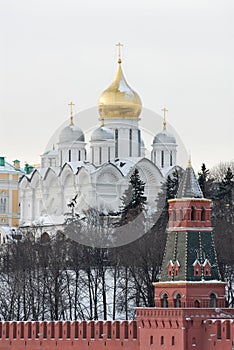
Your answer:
91;126;114;142
153;130;176;144
59;124;85;143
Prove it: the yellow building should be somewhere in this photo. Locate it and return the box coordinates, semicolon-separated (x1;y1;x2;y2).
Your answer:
0;157;23;228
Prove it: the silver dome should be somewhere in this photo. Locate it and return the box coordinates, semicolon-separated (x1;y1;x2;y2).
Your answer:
59;125;85;143
91;126;114;142
153;130;176;144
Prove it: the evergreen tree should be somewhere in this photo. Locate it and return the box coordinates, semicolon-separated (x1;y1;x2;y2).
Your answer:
198;163;214;198
157;168;182;211
120;169;146;224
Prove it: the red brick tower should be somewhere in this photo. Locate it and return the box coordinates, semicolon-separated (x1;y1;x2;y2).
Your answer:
136;161;234;350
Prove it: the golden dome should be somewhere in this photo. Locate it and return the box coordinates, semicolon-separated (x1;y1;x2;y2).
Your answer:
98;60;142;120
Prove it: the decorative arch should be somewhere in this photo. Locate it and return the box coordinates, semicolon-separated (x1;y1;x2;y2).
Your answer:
160;293;169;308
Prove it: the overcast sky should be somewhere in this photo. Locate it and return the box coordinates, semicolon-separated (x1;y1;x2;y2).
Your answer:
0;0;233;172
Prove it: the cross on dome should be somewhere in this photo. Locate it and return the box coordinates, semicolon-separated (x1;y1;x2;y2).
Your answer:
68;101;75;126
162;107;168;130
116;42;123;63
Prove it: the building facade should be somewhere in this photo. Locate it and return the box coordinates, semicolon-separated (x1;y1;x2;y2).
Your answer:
0;157;23;243
19;56;180;227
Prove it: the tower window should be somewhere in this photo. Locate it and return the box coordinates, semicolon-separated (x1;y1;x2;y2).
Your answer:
173;208;176;221
191;206;196;221
161;336;164;345
92;148;94;163
161;293;168;308
129;129;132;157
161;150;164;168
150;336;153;345
108;147;110;162
115;129;118;158
154;152;156;164
78;150;81;161
180;207;184;221
210;293;217;308
201;207;206;221
174;294;181;308
68;150;71;162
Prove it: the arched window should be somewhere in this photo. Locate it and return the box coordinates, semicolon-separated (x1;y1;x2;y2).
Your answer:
161;293;168;308
210;293;217;308
115;129;118;158
180;207;184;221
161;336;164;345
170;151;173;166
174;293;181;308
129;129;132;157
191;206;196;221
201;207;206;221
99;147;102;165
161;150;164;168
194;300;200;308
138;129;141;156
173;208;176;221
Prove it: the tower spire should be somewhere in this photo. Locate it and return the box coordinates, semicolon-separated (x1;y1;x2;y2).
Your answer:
116;42;123;64
68;101;75;126
162;107;168;130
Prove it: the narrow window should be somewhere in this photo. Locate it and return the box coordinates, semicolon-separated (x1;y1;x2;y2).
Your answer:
175;294;181;308
99;147;102;165
51;323;55;339
138;129;141;156
92;148;94;163
173;208;177;221
133;321;137;339
129;129;132;157
90;322;94;339
161;336;164;345
201;207;206;221
194;300;200;308
150;335;153;345
68;149;71;162
161;293;168;308
172;336;175;345
226;321;230;340
191;206;196;221
161;150;164;168
210;293;217;308
217;321;221;339
115;129;118;158
154;152;156;164
108;147;110;162
60;150;62;166
170;151;173;166
180;207;183;221
78;150;81;161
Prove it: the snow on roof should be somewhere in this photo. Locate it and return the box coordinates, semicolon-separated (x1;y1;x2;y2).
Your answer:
66;161;96;174
112;157;143;176
0;161;24;174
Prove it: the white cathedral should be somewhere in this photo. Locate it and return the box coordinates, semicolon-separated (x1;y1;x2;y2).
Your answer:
19;52;180;227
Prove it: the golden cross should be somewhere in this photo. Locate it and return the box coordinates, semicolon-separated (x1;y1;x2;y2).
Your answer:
162;107;168;130
116;42;123;63
68;101;75;126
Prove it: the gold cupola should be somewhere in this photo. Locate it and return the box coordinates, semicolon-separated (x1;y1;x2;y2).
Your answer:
98;46;142;120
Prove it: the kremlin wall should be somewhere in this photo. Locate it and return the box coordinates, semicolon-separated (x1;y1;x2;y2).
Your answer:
0;163;234;349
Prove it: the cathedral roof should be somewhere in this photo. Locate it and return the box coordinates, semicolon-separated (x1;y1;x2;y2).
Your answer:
176;161;203;199
91;126;114;142
153;130;176;145
59;124;85;144
98;58;142;120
